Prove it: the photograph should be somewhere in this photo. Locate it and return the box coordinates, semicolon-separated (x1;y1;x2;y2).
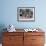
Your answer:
17;7;35;21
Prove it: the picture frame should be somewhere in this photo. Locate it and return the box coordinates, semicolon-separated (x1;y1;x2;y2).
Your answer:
17;7;35;22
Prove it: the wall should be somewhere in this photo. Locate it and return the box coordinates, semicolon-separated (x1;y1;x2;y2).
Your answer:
0;0;46;30
0;0;46;44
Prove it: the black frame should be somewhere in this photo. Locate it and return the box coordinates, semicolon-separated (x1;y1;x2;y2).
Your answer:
17;7;35;22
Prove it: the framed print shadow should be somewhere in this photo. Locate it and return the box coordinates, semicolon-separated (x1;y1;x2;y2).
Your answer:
17;7;35;22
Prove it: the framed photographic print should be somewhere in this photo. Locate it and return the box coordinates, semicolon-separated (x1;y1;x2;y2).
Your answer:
17;7;35;22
